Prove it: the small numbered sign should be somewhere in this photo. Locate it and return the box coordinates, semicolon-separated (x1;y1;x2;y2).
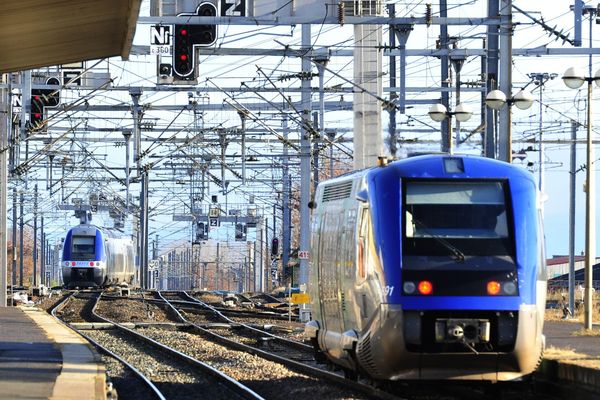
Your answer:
291;293;311;304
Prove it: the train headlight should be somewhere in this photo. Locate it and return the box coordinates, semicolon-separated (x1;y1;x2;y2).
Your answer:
403;281;416;294
487;281;501;295
418;280;433;295
503;281;517;295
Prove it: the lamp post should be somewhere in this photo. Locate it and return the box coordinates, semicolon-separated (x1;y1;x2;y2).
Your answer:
527;72;558;210
428;103;473;154
562;66;600;330
484;89;534;162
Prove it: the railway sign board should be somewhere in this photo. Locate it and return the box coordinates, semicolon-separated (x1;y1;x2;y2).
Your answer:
298;250;309;259
209;217;219;227
291;293;310;304
150;25;172;55
63;70;82;86
221;0;245;16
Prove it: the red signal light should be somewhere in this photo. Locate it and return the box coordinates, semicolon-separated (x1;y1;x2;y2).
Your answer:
71;261;76;266
418;280;433;295
487;281;501;295
180;28;188;36
180;54;188;61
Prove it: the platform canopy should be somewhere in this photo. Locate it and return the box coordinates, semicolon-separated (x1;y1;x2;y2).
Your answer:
0;0;142;73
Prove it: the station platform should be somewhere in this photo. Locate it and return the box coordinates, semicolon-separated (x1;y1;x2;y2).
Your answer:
0;306;106;400
540;320;600;398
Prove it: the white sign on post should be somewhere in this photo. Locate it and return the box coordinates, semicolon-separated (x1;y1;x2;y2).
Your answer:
150;25;172;55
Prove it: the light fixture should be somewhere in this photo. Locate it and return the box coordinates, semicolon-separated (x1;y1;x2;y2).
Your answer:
454;103;473;122
595;68;600;87
562;66;586;89
485;89;533;111
485;89;507;110
562;65;600;330
428;103;447;122
513;89;534;110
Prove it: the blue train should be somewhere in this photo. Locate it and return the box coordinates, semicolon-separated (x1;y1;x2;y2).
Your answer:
305;154;546;381
61;224;136;288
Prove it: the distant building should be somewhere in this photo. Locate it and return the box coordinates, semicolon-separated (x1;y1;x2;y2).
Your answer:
546;255;587;279
546;255;600;290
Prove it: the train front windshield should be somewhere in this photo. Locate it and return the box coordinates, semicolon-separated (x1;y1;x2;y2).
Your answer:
403;180;514;258
71;235;96;260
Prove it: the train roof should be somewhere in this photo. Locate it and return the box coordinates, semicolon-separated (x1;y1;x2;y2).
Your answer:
66;224;130;239
318;154;535;189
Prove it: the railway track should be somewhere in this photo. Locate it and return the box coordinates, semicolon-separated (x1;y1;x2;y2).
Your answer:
51;291;163;400
52;291;264;400
156;291;568;400
49;290;567;400
158;291;312;357
163;290;306;341
157;290;403;400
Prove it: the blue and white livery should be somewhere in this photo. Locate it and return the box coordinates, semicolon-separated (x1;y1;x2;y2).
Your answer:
306;154;546;381
61;224;136;288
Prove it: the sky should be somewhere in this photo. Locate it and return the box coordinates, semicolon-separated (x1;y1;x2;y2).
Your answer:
18;0;600;262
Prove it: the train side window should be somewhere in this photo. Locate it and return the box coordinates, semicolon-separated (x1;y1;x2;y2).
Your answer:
405;211;415;238
537;209;547;280
358;208;369;279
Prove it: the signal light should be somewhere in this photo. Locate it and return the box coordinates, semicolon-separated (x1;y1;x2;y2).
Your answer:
30;93;45;130
271;238;279;256
172;2;218;79
196;2;217;44
196;222;208;241
487;281;501;295
44;77;60;106
29;78;60;131
71;262;76;266
89;262;95;266
418;280;433;295
173;24;194;78
235;223;247;241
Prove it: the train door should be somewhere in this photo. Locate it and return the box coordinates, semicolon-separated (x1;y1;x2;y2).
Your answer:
318;210;344;336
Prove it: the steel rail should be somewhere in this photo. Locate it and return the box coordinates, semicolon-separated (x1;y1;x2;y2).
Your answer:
93;292;265;400
158;291;403;400
50;291;166;400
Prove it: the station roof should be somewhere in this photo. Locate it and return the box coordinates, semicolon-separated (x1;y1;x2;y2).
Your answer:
0;0;142;74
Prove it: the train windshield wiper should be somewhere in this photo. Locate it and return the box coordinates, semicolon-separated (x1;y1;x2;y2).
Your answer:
411;217;466;263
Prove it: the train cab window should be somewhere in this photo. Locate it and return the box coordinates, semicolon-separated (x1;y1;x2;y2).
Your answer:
403;180;514;257
71;236;96;260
